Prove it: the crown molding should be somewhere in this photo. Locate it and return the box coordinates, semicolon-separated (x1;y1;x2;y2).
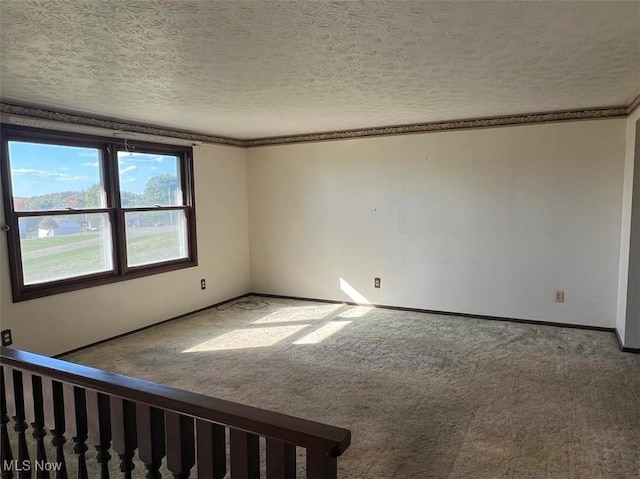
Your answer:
627;94;640;115
2;99;637;148
244;106;629;147
0;102;245;147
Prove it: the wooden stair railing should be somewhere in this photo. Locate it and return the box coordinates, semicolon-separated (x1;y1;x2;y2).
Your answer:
0;347;351;479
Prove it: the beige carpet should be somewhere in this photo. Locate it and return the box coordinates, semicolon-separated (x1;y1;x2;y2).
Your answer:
12;296;632;478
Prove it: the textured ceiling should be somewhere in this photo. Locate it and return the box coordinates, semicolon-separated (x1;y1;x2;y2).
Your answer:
1;1;639;140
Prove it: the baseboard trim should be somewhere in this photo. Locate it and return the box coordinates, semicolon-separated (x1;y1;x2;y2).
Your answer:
54;293;251;358
56;292;633;358
614;328;640;354
253;292;616;333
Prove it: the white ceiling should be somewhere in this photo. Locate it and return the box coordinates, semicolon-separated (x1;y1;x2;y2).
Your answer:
1;1;639;140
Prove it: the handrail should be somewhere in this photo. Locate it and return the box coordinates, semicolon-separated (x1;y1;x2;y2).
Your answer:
1;346;351;457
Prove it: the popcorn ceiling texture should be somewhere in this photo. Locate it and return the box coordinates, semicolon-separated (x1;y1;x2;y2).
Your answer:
1;1;638;140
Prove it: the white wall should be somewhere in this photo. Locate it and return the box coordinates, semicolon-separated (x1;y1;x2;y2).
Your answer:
0;117;631;356
0;143;251;356
616;108;640;348
248;119;626;328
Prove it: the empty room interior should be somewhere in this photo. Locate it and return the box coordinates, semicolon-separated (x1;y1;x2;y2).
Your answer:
0;1;639;478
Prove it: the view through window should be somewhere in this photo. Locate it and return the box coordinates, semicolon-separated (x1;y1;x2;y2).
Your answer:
1;126;197;301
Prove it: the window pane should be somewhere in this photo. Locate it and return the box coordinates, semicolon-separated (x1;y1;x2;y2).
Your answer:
19;213;113;285
125;210;188;267
117;152;182;207
8;141;105;211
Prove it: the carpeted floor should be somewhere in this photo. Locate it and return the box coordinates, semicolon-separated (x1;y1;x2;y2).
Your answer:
60;296;639;478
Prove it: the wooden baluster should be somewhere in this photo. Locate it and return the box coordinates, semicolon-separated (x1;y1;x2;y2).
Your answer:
42;379;67;479
4;367;30;479
1;368;15;479
195;420;226;479
23;373;49;479
306;449;337;479
85;391;111;479
229;429;260;479
0;348;352;479
266;439;296;479
165;412;195;479
109;398;136;479
135;405;164;479
62;385;88;479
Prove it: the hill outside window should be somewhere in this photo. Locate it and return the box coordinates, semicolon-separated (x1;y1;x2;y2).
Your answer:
0;125;197;302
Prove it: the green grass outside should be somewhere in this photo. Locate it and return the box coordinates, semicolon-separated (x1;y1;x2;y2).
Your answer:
23;244;107;284
22;231;184;284
20;233;100;253
126;231;184;266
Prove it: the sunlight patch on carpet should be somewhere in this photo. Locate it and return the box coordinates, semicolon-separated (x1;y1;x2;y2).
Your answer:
338;306;374;318
251;304;344;324
294;320;352;344
182;325;307;352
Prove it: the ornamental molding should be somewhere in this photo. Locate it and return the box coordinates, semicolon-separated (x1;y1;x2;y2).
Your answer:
0;103;244;147
244;106;630;147
627;94;640;115
1;99;637;148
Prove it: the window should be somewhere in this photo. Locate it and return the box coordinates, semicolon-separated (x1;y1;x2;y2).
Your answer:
0;125;197;301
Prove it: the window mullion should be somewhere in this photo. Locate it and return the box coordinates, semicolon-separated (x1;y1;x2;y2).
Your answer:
104;143;127;275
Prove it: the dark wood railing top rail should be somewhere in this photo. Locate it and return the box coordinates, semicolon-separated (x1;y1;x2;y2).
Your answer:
1;346;351;457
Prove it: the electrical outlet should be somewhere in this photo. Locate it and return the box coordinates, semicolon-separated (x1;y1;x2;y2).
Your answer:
200;279;206;290
1;329;12;346
374;277;381;288
555;291;565;303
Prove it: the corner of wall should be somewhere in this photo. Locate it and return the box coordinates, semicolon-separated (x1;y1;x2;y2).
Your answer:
616;108;640;349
